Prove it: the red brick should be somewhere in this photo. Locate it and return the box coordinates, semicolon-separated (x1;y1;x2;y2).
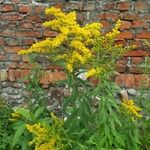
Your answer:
132;21;149;29
129;65;142;74
21;38;35;46
116;64;126;73
116;2;130;11
18;62;32;69
136;31;150;39
40;73;50;85
34;5;45;13
120;21;131;30
133;74;142;88
0;4;15;12
21;69;30;78
14;69;22;79
132;57;144;64
27;15;42;22
9;54;21;61
43;30;58;37
8;69;15;81
120;12;139;21
114;40;127;46
19;5;32;14
116;74;134;87
0;13;23;21
117;31;134;40
103;3;114;10
8;62;18;69
1;30;14;37
124;50;150;57
16;30;42;37
98;12;119;21
135;2;148;11
46;66;63;70
52;71;66;83
100;21;111;29
128;40;142;49
20;22;33;29
104;12;119;21
0;38;5;45
0;54;6;61
4;46;25;53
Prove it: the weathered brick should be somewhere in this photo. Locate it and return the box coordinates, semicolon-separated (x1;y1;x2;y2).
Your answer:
117;31;134;40
98;12;119;21
116;64;126;73
103;3;114;10
133;74;142;88
43;30;58;37
124;50;150;57
16;30;42;37
0;13;23;21
132;20;149;29
18;62;32;69
116;74;134;88
100;21;111;29
14;69;22;79
4;46;25;53
21;38;35;46
132;57;144;64
129;65;142;74
120;12;139;21
27;15;42;23
0;38;5;45
20;22;33;29
0;4;15;12
8;69;15;81
120;21;131;30
19;5;32;14
136;31;150;39
116;2;130;11
8;62;18;69
8;54;21;61
5;38;20;46
135;1;149;11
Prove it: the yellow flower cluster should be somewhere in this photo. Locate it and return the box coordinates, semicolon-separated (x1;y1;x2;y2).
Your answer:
122;99;142;118
86;67;105;78
26;113;64;150
18;6;103;73
105;19;121;38
26;123;49;147
9;111;20;122
18;7;131;76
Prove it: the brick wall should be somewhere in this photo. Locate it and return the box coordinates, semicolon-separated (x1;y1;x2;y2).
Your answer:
0;0;150;103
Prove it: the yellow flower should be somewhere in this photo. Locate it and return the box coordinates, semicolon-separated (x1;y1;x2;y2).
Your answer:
9;111;20;122
122;99;142;118
86;67;105;78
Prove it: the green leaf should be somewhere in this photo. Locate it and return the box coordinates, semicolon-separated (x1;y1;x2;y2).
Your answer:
34;106;45;121
16;108;33;122
11;124;26;149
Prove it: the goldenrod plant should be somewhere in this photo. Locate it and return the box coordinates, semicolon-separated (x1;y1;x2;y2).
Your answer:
17;6;143;149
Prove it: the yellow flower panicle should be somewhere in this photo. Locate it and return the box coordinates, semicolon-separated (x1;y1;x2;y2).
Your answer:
9;111;20;122
45;6;65;18
18;6;129;74
122;99;142;118
105;19;121;38
86;67;105;78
